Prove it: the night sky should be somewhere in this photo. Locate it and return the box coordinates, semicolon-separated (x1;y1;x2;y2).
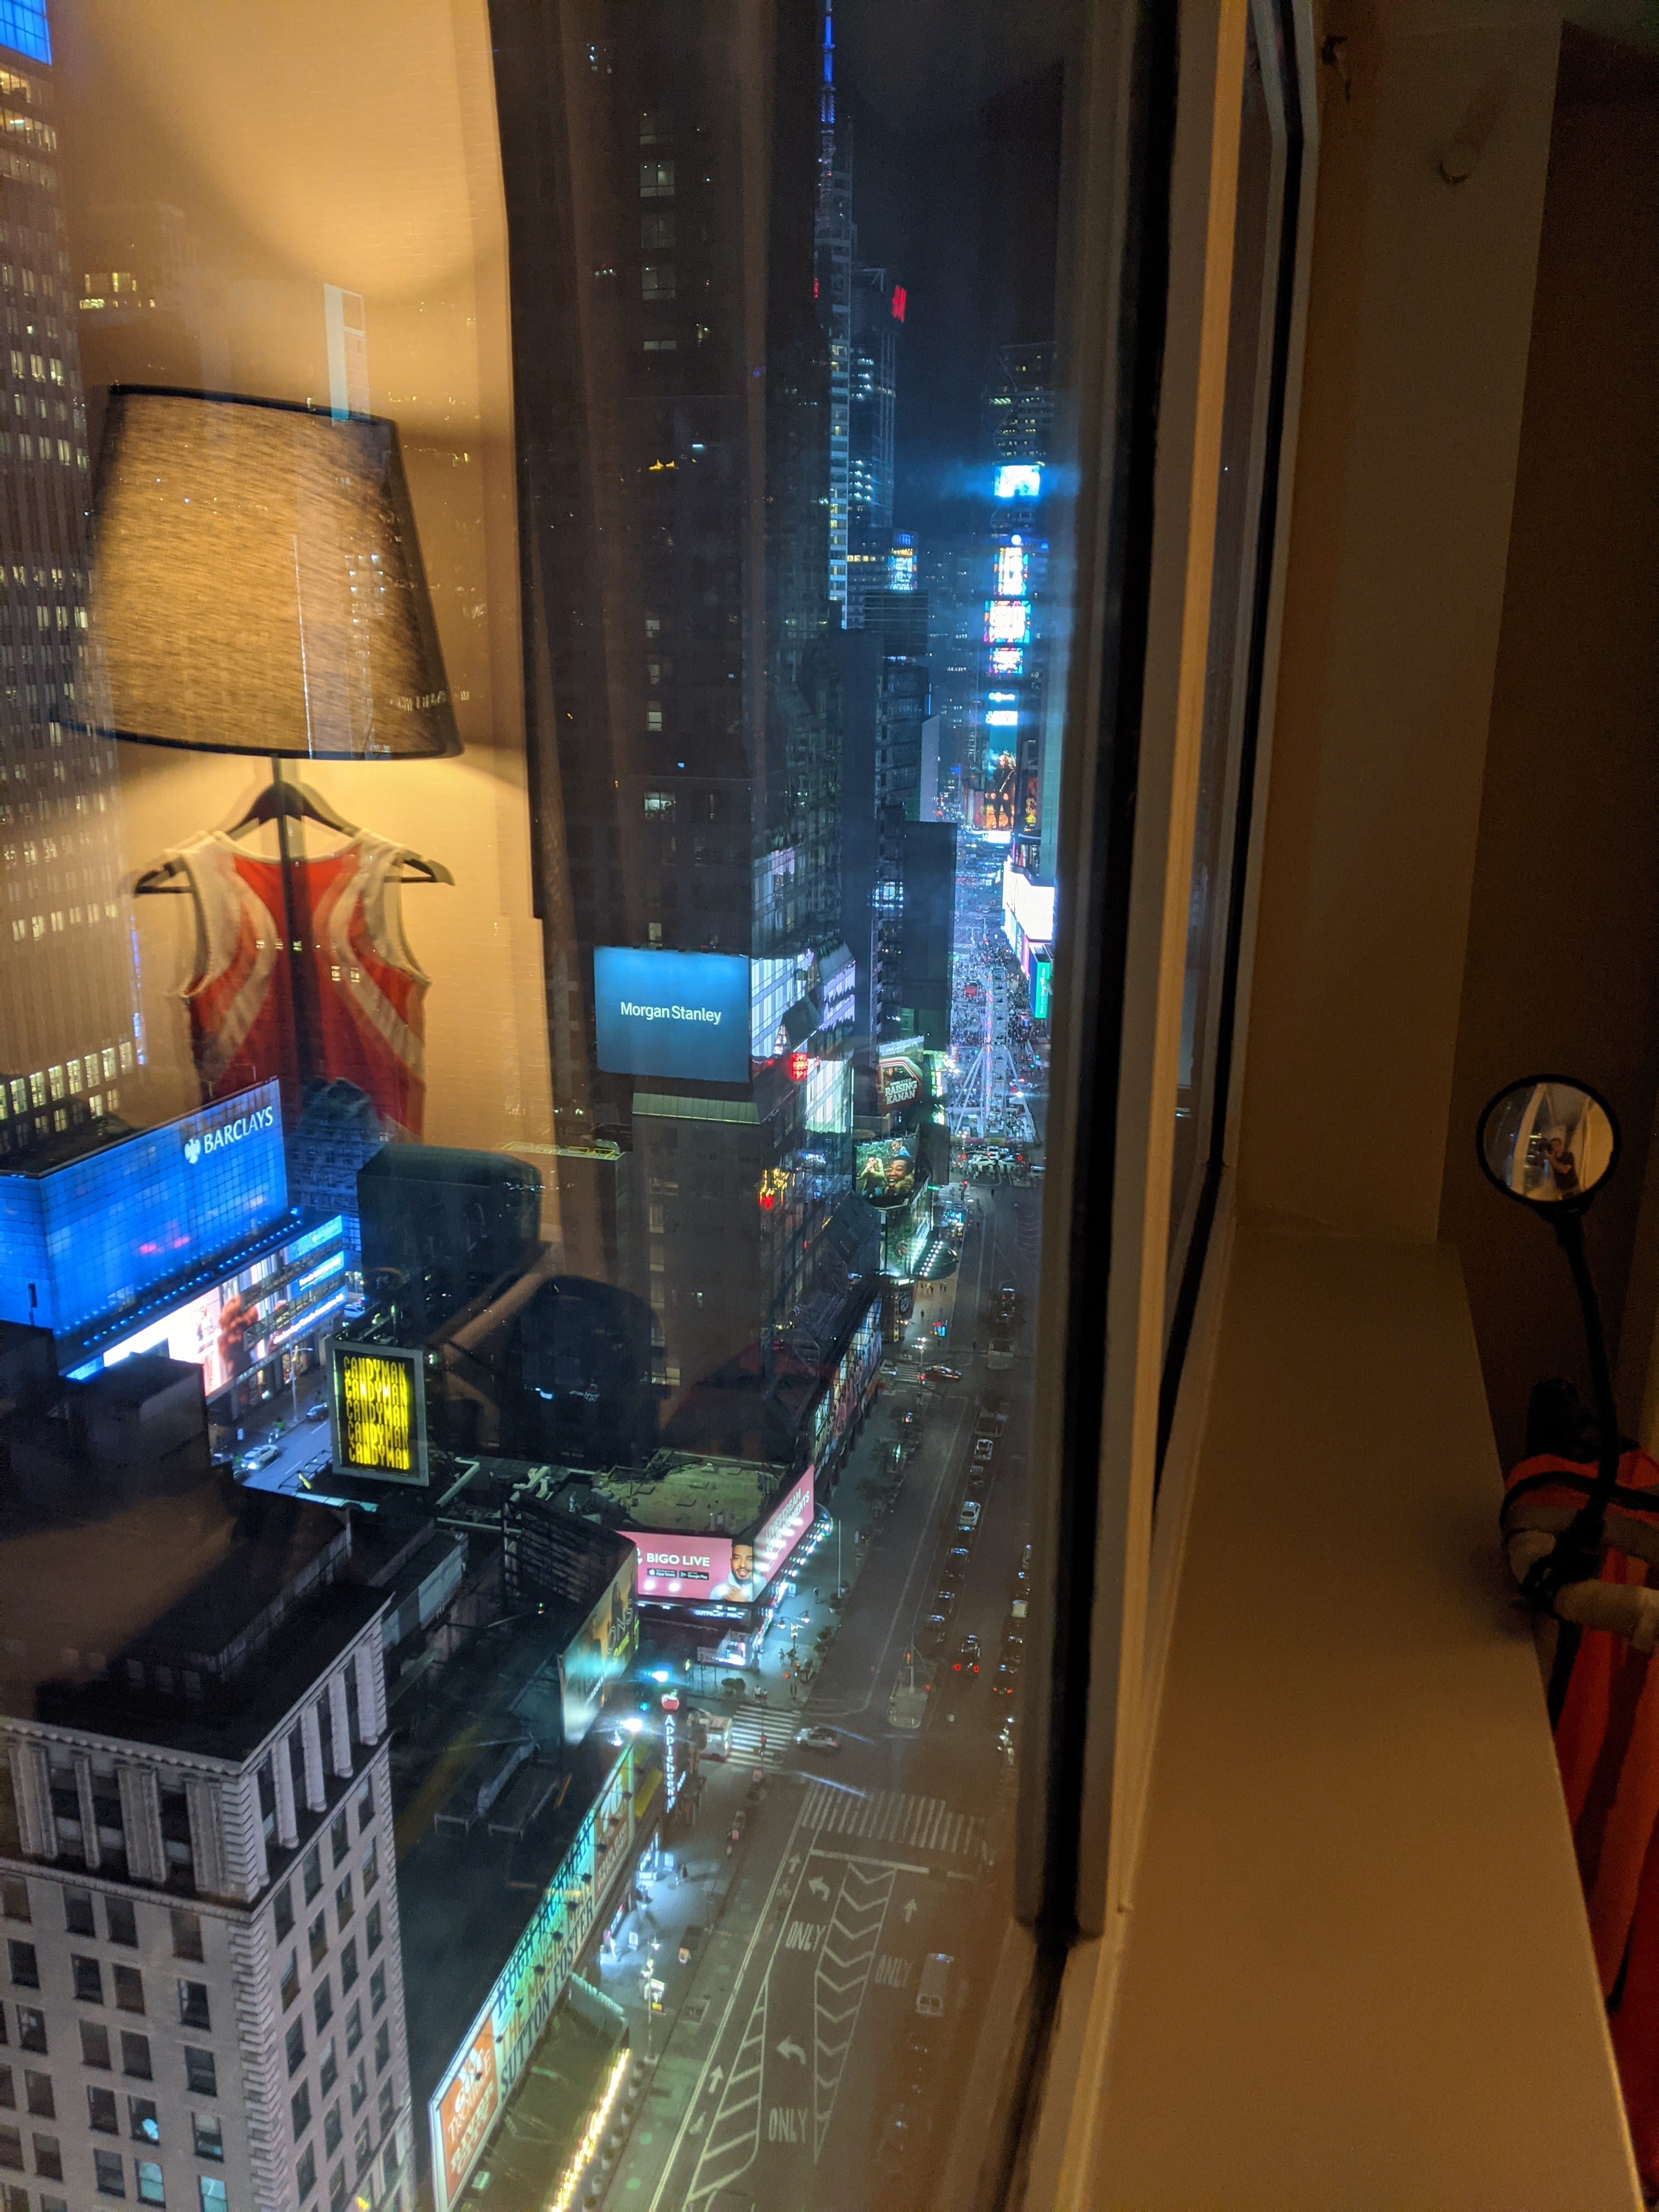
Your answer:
836;0;1078;532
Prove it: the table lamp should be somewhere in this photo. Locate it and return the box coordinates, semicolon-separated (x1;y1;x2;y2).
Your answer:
78;386;461;1115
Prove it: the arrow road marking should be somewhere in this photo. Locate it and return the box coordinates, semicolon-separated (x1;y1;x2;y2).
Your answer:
808;1875;830;1900
775;2036;807;2066
813;1859;896;2163
902;1898;918;1922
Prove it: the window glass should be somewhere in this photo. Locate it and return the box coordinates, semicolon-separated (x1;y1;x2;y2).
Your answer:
0;1;1227;2208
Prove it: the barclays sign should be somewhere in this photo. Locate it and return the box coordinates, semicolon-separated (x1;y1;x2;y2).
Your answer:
183;1101;279;1166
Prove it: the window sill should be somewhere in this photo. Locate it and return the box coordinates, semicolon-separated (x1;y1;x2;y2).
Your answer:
1036;1228;1639;2209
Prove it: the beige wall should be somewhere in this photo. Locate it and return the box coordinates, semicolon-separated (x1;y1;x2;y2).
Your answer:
1438;30;1659;1463
1238;0;1561;1240
53;1;558;1210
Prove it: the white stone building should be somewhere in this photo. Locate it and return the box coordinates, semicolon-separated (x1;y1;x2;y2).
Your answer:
0;1483;413;2212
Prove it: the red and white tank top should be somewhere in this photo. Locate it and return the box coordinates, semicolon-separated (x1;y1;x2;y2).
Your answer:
164;830;429;1138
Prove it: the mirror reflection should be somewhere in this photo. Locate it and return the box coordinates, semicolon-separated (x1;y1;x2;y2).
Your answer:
1480;1079;1617;1204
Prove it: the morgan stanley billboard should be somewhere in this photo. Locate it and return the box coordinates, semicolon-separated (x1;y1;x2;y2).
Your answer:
594;946;751;1084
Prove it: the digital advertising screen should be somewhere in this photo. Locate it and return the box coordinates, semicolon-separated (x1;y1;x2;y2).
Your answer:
329;1339;428;1483
623;1530;735;1601
0;1080;287;1339
557;1551;637;1745
750;1466;815;1589
86;1218;348;1398
593;947;751;1083
856;1138;917;1209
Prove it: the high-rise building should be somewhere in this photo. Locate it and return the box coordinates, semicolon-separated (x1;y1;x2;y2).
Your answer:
0;1475;414;2212
984;340;1055;469
813;0;851;619
844;264;901;630
0;19;144;1165
486;0;862;1419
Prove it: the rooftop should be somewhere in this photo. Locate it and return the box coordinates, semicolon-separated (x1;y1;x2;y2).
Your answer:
0;1471;385;1761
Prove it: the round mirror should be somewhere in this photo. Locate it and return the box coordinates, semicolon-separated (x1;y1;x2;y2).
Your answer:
1477;1076;1620;1206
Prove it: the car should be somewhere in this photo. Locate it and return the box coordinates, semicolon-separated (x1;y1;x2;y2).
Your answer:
957;1499;982;1533
234;1441;281;1474
932;1585;957;1617
952;1634;981;1675
964;1463;989;1498
996;1714;1018;1764
972;1436;994;1464
942;1546;972;1584
919;1364;962;1385
794;1726;840;1753
305;1400;330;1423
991;1655;1021;1697
918;1611;951;1652
678;1923;706;1966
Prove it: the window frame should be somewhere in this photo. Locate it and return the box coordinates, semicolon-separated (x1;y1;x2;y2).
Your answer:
943;0;1317;2204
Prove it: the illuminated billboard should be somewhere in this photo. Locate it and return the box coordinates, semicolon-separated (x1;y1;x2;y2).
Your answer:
626;1531;733;1601
594;947;750;1083
437;2020;499;2212
0;1080;287;1339
878;1055;924;1112
856;1138;917;1209
988;646;1023;676
328;1339;428;1483
624;1468;815;1604
995;542;1028;597
994;464;1042;499
86;1216;347;1397
429;1746;637;2212
984;600;1030;646
558;1551;637;1745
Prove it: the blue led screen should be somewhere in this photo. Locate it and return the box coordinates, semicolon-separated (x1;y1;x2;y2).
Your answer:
0;2;50;64
0;1081;288;1336
594;947;751;1084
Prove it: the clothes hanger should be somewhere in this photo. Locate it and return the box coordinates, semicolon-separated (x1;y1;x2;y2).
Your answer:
134;771;454;893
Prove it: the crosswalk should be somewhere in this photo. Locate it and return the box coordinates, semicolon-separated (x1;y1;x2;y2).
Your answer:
709;1709;786;1769
800;1780;986;1861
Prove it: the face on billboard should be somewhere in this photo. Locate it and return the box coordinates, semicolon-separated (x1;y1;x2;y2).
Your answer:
594;947;751;1083
624;1530;735;1600
856;1138;916;1209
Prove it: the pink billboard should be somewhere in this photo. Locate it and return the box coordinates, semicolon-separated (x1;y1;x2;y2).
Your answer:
751;1466;815;1589
624;1531;735;1601
624;1465;815;1604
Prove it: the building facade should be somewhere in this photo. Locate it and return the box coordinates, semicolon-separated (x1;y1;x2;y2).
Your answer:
0;20;144;1166
0;1517;412;2212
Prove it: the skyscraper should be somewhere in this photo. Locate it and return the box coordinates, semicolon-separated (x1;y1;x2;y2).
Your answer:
844;264;901;630
813;0;851;620
0;1475;414;2212
0;17;144;1165
487;0;863;1418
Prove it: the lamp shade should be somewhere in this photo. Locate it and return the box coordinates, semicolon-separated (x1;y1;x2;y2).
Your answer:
82;387;460;759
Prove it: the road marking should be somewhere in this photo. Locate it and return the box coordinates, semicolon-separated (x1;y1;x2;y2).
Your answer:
684;1966;768;2209
800;1781;986;1861
813;1859;896;2161
645;1793;812;2212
